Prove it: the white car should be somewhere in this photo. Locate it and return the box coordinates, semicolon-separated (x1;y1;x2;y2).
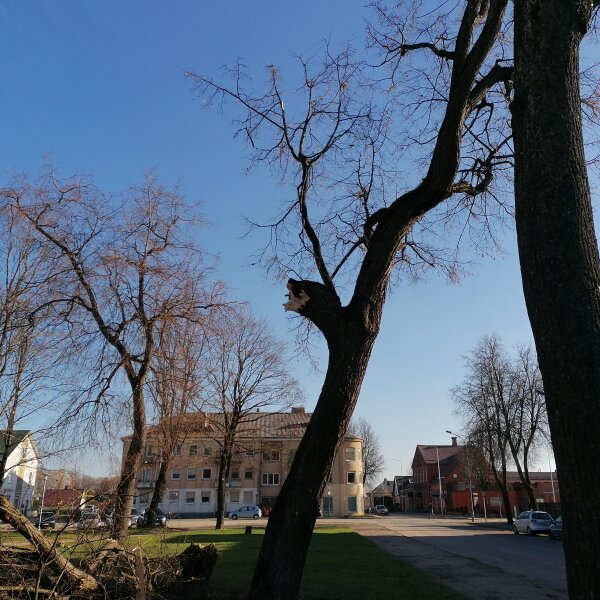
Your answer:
513;510;554;535
229;505;262;520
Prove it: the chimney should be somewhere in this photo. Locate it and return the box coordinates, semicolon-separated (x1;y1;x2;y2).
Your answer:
291;407;305;414
451;437;457;447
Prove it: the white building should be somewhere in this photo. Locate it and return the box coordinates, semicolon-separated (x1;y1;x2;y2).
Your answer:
1;430;39;514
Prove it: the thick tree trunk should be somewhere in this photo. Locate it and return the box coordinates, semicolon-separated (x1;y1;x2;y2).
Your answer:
146;453;168;526
215;441;231;530
0;494;98;592
113;384;147;540
248;301;378;600
513;1;600;597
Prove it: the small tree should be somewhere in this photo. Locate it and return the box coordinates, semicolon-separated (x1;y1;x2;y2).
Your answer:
348;418;384;489
452;335;547;514
203;306;303;529
144;318;210;526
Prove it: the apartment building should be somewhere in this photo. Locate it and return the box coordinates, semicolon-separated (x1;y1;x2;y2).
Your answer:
123;407;364;517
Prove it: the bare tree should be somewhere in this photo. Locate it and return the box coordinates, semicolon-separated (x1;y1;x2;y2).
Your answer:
1;170;222;539
188;2;511;596
452;336;547;514
513;1;600;595
143;317;210;527
203;306;303;529
348;417;384;489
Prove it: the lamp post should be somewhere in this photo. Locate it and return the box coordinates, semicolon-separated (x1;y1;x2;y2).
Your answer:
38;474;48;530
434;447;443;517
446;430;475;523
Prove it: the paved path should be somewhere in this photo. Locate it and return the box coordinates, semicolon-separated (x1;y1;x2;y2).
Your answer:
348;515;567;600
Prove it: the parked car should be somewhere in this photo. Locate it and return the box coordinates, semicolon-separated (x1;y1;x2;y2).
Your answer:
374;505;389;516
129;508;140;529
365;507;377;514
513;510;554;535
229;505;262;520
549;516;563;540
76;512;110;531
37;511;56;529
137;508;168;527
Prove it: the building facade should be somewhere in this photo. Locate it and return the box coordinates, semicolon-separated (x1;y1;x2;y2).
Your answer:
123;408;364;518
0;430;39;515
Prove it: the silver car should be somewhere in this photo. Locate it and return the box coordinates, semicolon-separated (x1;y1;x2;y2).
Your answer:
229;505;262;520
513;510;554;535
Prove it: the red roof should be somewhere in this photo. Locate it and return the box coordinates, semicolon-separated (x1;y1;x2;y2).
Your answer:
43;488;85;508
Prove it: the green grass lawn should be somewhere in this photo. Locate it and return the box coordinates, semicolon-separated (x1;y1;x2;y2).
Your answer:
0;526;468;600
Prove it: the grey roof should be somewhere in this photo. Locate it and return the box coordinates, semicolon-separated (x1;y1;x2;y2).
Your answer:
0;430;31;455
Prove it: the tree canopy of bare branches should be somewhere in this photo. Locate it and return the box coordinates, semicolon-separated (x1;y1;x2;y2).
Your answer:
452;335;547;518
203;305;303;529
1;169;224;539
348;417;384;490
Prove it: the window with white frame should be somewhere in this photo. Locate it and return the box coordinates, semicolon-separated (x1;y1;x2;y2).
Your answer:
187;468;196;480
171;469;180;480
243;490;253;503
186;491;195;504
345;447;356;461
230;490;239;503
230;468;240;479
347;471;356;484
201;493;210;504
262;473;280;486
189;444;198;456
168;490;179;504
244;468;253;480
202;468;212;480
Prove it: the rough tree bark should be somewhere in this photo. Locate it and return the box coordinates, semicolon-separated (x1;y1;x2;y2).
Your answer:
513;0;600;597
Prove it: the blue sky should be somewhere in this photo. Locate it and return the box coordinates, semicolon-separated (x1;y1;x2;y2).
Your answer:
0;2;550;477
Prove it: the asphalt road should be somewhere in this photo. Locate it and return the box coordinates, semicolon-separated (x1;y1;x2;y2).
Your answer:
348;514;567;600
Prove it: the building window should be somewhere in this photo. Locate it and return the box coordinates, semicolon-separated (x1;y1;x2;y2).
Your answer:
172;445;181;456
262;473;280;486
230;468;240;480
262;450;280;462
187;468;196;480
188;444;198;456
204;446;212;457
245;448;255;456
244;469;253;480
243;490;253;503
171;469;180;481
202;468;212;480
168;491;179;504
186;492;195;504
230;490;239;503
345;447;356;461
347;472;356;484
347;496;357;512
201;493;210;504
323;496;333;514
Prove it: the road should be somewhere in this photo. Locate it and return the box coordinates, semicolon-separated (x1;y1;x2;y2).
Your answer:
347;514;567;600
165;514;567;599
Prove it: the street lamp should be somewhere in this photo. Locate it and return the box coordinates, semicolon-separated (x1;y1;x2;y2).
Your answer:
434;447;444;517
446;430;475;523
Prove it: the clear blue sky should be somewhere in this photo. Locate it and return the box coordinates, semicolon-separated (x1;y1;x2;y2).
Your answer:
0;2;548;477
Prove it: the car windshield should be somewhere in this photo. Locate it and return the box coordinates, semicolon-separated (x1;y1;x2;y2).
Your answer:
532;512;551;520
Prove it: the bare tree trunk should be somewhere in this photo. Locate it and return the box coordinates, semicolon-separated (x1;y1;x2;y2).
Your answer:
513;1;600;596
147;453;168;526
249;304;378;600
215;435;233;530
113;384;146;540
0;494;98;592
